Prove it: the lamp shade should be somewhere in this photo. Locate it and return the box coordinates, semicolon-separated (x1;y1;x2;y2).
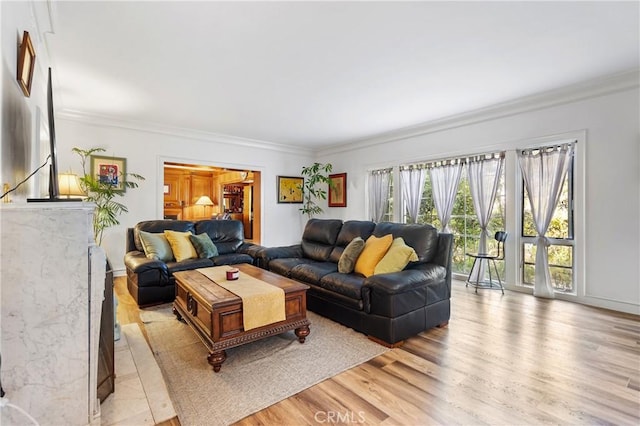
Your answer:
58;173;85;198
195;195;214;206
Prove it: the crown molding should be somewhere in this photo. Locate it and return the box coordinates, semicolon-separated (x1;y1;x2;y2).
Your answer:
57;69;638;158
318;68;640;157
57;109;314;155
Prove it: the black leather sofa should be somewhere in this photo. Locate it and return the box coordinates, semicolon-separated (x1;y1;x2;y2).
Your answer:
256;219;453;345
124;219;262;306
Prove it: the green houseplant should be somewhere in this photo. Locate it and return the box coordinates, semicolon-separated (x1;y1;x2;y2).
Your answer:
73;147;144;245
299;162;333;218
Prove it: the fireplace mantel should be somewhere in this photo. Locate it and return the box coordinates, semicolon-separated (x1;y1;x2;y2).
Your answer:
0;203;105;425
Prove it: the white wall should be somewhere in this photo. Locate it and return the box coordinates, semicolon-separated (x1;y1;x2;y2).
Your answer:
56;75;640;316
0;1;51;201
317;75;640;315
55;119;314;273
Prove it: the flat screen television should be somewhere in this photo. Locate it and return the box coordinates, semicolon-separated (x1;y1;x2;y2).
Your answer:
28;67;68;202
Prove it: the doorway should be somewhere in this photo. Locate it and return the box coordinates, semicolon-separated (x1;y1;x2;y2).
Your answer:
162;162;261;243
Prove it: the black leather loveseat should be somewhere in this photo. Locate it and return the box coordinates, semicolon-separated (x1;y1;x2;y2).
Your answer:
124;219;262;306
256;219;453;345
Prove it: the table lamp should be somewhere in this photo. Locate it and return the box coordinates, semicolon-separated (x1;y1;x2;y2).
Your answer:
58;172;85;199
195;195;215;217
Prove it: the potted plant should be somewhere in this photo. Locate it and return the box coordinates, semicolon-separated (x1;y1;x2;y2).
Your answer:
72;147;145;245
299;162;333;218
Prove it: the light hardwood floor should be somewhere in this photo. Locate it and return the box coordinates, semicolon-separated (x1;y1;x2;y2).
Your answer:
115;276;640;425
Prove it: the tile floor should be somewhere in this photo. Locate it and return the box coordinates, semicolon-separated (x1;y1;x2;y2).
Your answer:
100;323;176;425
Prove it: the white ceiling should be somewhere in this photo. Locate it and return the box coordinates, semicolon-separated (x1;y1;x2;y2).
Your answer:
48;1;639;149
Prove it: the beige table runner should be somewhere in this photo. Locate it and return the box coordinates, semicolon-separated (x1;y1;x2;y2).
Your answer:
198;266;286;331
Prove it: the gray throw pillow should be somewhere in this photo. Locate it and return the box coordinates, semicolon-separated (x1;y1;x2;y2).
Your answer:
189;233;219;259
338;237;365;274
139;230;174;262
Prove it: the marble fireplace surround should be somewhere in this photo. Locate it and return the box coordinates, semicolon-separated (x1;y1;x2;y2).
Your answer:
0;203;105;425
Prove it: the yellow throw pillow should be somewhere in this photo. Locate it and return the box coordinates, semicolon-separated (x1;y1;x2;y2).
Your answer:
164;230;198;262
354;234;393;277
374;237;419;275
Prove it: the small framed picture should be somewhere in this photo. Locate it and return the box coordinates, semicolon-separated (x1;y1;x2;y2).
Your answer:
17;31;36;97
328;173;347;207
277;176;303;203
90;155;127;192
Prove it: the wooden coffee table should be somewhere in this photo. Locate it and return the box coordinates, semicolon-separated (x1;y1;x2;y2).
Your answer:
172;263;310;372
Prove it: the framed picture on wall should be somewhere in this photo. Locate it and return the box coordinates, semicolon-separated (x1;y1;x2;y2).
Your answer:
17;31;36;97
277;176;303;203
328;173;347;207
91;155;127;192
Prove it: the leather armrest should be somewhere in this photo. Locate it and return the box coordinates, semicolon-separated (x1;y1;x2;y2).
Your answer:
432;233;453;269
364;269;431;295
236;242;262;256
124;251;167;274
362;265;446;317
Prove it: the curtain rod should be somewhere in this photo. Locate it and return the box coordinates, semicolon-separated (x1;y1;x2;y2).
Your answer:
519;140;577;156
401;151;505;170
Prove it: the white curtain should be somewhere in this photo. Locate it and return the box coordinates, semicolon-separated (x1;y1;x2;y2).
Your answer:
429;161;463;232
400;166;426;223
518;143;574;298
467;154;504;283
368;168;391;222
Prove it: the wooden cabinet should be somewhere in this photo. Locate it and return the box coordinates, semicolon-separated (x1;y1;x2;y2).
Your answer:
164;170;184;219
191;174;213;204
223;184;243;214
164;169;215;220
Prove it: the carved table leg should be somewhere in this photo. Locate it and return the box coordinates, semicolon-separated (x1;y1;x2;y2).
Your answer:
208;350;227;373
294;325;310;343
172;306;182;321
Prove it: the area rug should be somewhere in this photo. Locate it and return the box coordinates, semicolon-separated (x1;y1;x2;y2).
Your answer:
140;304;389;426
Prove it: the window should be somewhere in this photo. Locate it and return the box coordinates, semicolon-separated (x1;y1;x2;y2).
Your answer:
521;149;575;292
383;172;393;222
407;155;505;276
373;134;582;296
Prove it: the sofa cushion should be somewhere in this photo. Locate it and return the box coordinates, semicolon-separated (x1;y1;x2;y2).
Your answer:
329;220;376;263
354;234;393;277
139;231;174;262
307;284;364;311
194;219;244;254
212;253;254;266
166;258;214;274
189;233;219;259
338;237;365;274
290;261;338;285
300;219;343;261
373;222;439;263
269;258;315;277
319;272;366;302
374;237;419;275
164;230;198;262
134;220;195;252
